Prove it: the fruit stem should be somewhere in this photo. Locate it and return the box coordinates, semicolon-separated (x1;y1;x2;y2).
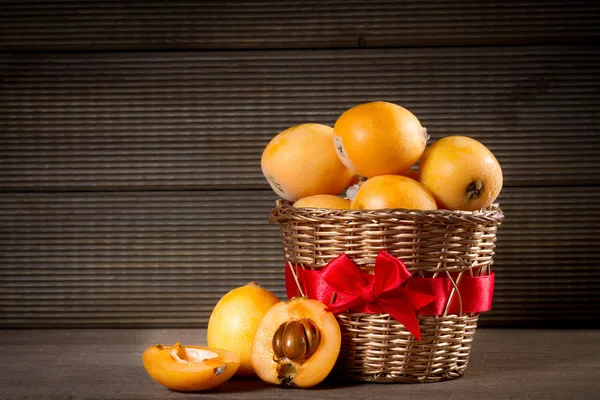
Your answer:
421;127;430;144
277;362;298;387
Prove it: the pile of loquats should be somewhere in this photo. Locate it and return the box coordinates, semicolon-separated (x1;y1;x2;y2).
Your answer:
142;101;504;392
262;101;503;212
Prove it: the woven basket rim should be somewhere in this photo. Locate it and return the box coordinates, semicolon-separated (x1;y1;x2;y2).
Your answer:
269;199;504;226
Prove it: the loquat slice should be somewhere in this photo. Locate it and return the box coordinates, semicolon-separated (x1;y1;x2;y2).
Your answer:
142;342;240;391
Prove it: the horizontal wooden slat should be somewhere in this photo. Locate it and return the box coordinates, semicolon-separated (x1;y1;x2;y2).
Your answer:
2;46;599;191
0;188;598;327
1;0;599;51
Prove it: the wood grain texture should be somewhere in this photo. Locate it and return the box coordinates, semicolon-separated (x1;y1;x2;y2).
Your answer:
1;0;599;51
1;188;599;327
1;1;599;330
1;328;599;399
2;46;599;191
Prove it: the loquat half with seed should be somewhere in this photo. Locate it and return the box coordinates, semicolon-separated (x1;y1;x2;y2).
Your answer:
251;297;341;388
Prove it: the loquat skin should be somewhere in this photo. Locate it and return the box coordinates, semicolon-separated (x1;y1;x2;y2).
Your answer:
418;136;503;211
351;175;438;210
399;166;419;181
207;282;279;377
251;297;341;388
261;123;356;201
142;343;240;392
333;101;427;178
293;194;351;210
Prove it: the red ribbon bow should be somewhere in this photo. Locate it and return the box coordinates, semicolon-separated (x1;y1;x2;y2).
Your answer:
320;251;436;340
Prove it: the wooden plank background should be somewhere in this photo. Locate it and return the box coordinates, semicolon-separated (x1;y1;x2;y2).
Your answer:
1;0;599;328
1;0;599;50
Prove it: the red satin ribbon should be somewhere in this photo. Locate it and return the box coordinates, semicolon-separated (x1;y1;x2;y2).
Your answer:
285;251;495;340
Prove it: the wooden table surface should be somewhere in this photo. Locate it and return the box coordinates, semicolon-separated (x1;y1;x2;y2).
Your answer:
2;328;599;399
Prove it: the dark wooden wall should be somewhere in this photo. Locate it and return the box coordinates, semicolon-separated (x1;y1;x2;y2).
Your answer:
1;1;599;328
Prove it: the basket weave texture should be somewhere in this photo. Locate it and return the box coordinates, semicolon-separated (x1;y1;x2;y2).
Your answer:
269;199;504;383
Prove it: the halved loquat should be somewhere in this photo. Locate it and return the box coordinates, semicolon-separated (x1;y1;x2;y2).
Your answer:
251;297;341;388
351;175;438;210
142;342;240;392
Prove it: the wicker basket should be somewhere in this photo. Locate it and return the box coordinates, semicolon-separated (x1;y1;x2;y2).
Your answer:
269;199;504;383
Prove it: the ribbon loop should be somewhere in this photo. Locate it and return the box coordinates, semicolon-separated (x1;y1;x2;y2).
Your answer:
320;250;435;340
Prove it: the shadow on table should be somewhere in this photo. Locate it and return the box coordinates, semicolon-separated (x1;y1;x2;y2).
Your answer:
198;375;363;395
